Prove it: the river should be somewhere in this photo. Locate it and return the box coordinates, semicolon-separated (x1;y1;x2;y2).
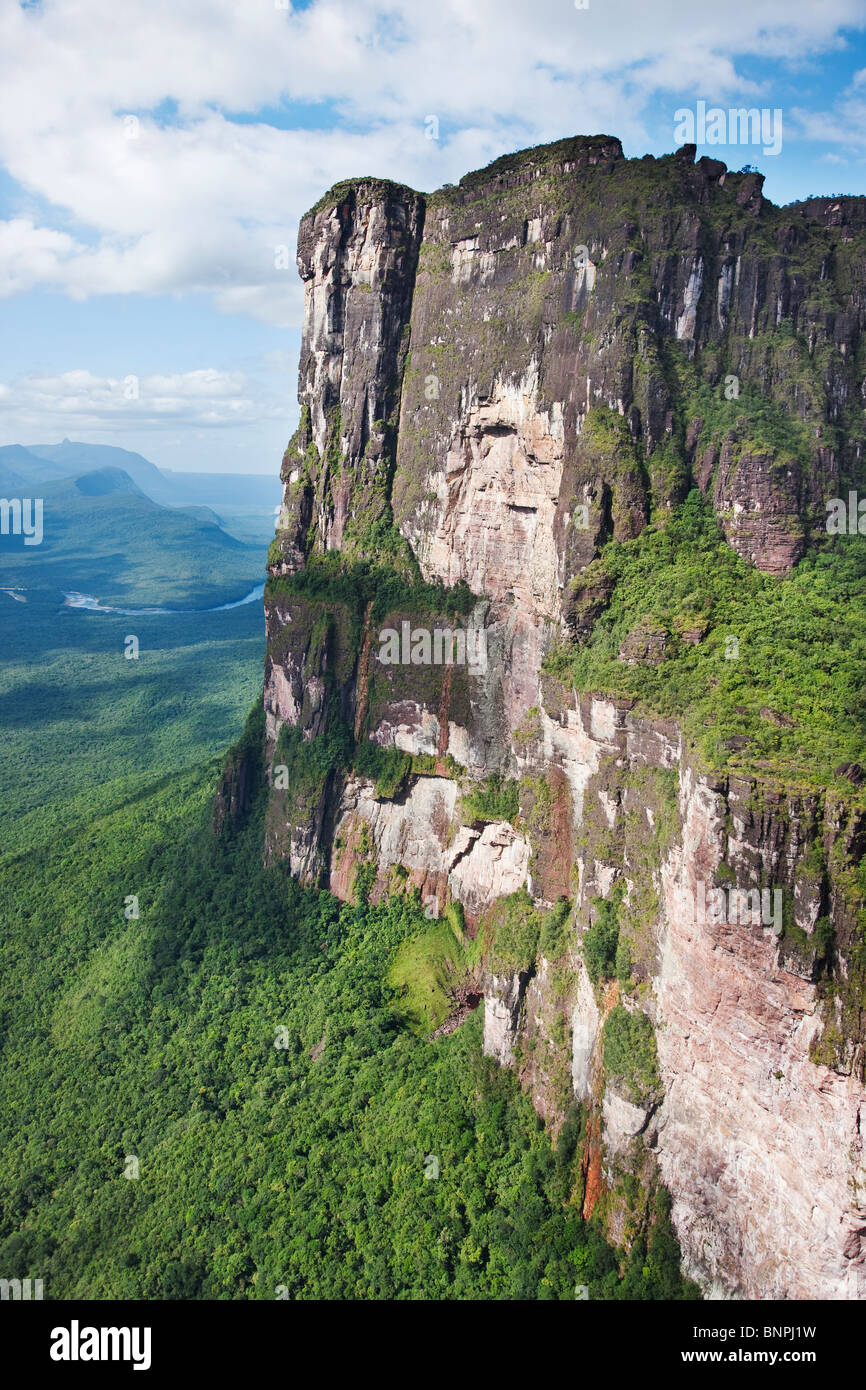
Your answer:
63;582;265;616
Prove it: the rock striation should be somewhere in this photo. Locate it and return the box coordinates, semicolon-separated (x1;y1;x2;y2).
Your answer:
238;136;866;1298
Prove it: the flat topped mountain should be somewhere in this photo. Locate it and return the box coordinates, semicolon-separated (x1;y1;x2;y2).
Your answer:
233;134;866;1300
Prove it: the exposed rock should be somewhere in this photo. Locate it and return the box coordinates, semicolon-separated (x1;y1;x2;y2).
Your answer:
603;1087;655;1157
329;777;530;919
760;706;793;728
677;620;707;646
416;369;565;624
253;134;866;1299
619;621;668;666
571;963;601;1101
483;969;533;1066
213;742;255;834
655;770;866;1299
563;570;615;641
707;440;807;574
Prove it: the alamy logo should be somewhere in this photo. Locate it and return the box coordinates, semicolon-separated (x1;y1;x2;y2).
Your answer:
674;101;783;156
0;497;43;546
826;492;866;535
0;1276;43;1299
50;1321;152;1372
679;881;783;936
378;621;487;676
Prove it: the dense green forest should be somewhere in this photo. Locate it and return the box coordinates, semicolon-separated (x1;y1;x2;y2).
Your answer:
0;701;697;1299
0;593;264;856
0;467;701;1300
553;490;866;790
0;465;266;855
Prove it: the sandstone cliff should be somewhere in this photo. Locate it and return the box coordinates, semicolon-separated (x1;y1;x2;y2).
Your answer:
246;136;866;1298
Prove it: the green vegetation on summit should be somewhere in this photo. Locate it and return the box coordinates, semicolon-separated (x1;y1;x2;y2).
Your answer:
551;490;866;792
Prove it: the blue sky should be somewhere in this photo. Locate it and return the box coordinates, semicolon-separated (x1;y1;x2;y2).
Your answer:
0;0;864;475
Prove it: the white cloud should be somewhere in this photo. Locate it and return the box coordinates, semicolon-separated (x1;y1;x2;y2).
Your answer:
0;218;78;295
791;68;866;153
0;0;862;321
0;366;289;435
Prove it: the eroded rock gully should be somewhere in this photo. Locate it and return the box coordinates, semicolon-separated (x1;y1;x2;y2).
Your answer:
247;136;866;1297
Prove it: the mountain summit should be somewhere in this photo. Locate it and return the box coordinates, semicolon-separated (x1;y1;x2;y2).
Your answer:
226;136;866;1299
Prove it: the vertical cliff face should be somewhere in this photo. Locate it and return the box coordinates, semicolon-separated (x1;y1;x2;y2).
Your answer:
656;769;866;1298
250;136;866;1297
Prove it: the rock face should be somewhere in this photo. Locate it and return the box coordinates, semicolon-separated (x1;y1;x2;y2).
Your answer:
423;382;565;618
656;771;866;1299
483;969;533;1067
248;136;866;1298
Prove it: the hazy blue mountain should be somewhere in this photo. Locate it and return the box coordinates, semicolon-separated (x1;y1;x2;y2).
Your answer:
0;464;265;609
0;462;26;493
5;439;281;543
26;439;175;502
0;444;74;485
70;466;146;497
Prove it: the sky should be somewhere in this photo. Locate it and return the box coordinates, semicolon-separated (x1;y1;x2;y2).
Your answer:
0;0;865;476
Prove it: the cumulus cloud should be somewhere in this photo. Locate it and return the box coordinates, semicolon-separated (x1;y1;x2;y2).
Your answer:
792;68;866;153
0;366;289;436
0;218;78;296
0;0;862;324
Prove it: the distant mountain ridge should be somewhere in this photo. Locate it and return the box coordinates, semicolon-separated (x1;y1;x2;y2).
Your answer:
23;440;170;498
68;466;146;498
1;439;279;507
0;439;281;544
0;460;266;609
